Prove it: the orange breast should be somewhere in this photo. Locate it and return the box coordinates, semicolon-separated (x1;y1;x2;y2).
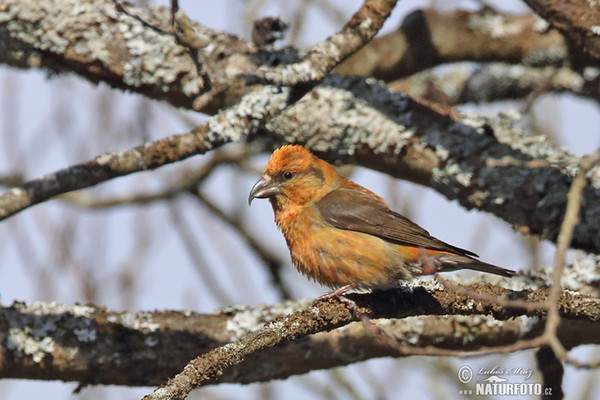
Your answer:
278;206;413;288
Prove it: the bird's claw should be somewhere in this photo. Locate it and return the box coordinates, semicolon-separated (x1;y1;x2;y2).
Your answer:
313;284;359;317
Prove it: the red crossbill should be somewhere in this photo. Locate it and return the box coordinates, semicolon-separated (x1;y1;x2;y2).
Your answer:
249;145;514;296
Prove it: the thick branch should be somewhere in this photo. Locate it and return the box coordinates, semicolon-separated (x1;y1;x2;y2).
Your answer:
523;0;600;63
389;64;600;105
1;271;599;387
263;76;600;253
0;2;579;118
0;0;395;222
335;9;569;80
3;0;600;252
0;0;259;114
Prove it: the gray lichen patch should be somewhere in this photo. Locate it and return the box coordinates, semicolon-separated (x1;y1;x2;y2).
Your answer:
467;13;528;39
0;302;103;367
106;311;161;332
267;76;413;158
208;85;291;145
14;300;97;318
1;0;258;107
7;330;56;363
525;252;600;297
225;299;311;340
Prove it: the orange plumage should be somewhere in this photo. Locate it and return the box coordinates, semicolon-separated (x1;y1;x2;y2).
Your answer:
249;145;514;291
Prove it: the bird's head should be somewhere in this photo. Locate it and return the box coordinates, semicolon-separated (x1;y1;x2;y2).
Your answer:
248;145;340;207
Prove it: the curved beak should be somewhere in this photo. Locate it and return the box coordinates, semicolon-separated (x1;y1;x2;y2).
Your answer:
248;176;281;205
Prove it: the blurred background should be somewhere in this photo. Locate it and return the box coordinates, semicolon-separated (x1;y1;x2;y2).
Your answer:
1;0;599;399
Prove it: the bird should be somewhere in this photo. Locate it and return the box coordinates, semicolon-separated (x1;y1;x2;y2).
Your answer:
248;145;514;300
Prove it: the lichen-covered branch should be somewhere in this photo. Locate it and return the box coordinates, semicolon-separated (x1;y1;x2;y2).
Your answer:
0;0;257;114
0;0;396;223
0;85;291;220
3;0;600;252
335;8;570;80
1;264;599;387
523;0;600;63
0;1;584;119
388;64;600;105
3;73;600;252
264;76;600;254
249;0;398;85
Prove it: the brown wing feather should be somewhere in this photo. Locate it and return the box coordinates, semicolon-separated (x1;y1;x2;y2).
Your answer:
315;188;479;258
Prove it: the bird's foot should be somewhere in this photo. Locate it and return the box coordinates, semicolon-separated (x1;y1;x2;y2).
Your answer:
314;284;358;316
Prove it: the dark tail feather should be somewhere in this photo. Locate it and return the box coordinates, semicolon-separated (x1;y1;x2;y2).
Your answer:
439;253;516;277
463;259;516;278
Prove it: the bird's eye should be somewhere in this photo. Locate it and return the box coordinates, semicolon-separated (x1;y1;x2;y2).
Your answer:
283;171;294;180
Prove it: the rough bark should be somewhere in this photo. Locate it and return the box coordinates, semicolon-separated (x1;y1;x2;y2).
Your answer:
1;266;599;387
523;0;600;64
2;1;600;254
336;9;569;80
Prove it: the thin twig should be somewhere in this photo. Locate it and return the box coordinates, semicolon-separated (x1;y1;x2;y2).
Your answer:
244;0;398;86
0;85;291;221
142;1;399;398
167;201;234;306
361;314;546;358
170;0;179;27
111;0;171;35
191;190;292;300
544;152;600;366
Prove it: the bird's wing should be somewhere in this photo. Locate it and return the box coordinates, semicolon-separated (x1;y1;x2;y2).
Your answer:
315;187;478;257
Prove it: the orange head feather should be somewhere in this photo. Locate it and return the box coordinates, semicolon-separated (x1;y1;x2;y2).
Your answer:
249;145;343;208
264;145;315;177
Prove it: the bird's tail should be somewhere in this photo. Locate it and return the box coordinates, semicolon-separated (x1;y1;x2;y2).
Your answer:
461;258;516;278
440;254;516;278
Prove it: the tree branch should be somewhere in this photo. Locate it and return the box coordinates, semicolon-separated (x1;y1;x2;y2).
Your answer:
1;271;599;387
0;85;291;220
523;0;600;63
335;8;570;80
264;76;600;254
388;63;600;105
141;1;399;397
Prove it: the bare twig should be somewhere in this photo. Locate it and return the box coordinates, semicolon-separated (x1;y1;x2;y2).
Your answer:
191;190;292;300
170;0;179;27
111;0;171;35
167;201;234;306
543;152;600;367
361;314;547;358
288;0;309;46
246;0;398;86
0;85;291;221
